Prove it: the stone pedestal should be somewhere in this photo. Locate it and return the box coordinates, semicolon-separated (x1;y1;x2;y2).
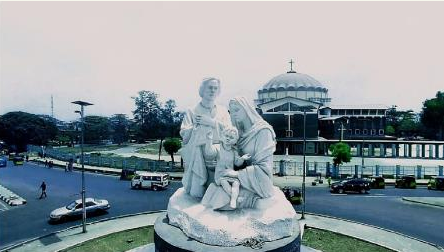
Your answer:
154;186;301;252
154;213;301;252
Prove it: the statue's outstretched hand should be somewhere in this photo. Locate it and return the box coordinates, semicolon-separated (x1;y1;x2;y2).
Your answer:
241;154;251;160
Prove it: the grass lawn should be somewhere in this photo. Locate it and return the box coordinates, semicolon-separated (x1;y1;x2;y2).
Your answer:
62;226;393;252
135;142;163;155
56;144;128;154
61;226;153;252
303;228;394;252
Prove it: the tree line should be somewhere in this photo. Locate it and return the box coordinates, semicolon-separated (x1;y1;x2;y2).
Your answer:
385;91;444;140
0;90;183;152
0;90;443;153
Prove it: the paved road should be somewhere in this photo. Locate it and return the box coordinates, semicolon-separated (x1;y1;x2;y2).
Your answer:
295;185;444;247
0;162;180;249
1;161;444;249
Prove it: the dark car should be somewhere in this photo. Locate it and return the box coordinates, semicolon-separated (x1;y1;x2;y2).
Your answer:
13;155;24;166
282;186;302;205
428;176;444;191
368;176;385;189
330;178;370;194
120;168;136;180
395;175;416;189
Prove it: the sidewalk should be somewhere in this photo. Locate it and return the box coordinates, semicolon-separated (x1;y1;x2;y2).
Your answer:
402;197;444;208
2;211;165;252
3;211;443;252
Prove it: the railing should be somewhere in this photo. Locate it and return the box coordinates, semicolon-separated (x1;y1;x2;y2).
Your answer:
273;160;444;179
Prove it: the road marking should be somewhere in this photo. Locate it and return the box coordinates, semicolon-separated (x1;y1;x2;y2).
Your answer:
0;200;9;211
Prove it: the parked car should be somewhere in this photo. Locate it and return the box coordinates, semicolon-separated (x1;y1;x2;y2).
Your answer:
281;186;302;205
131;171;169;191
428;176;444;191
49;198;110;222
395;175;416;189
330;178;370;194
0;156;7;167
367;176;385;189
13;155;24;166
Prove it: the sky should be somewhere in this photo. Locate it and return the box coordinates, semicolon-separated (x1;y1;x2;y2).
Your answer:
1;1;444;121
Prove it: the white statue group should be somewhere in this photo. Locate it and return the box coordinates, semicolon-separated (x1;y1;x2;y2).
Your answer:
180;77;276;210
166;77;298;247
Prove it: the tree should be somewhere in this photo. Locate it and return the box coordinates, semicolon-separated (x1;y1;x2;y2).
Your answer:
132;90;161;142
109;114;129;145
329;142;352;168
157;99;184;160
385;106;420;137
0;112;58;152
421;91;444;140
83;116;110;144
163;138;181;165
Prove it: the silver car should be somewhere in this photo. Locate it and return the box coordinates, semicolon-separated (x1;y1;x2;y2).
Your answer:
49;198;110;222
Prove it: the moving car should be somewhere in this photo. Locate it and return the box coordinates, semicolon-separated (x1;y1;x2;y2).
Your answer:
330;178;370;194
428;176;444;191
131;171;169;191
0;156;7;167
395;175;416;189
368;176;385;189
49;198;110;222
13;155;24;166
281;186;302;205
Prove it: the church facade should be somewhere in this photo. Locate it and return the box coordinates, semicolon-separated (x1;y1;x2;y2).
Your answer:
255;62;391;155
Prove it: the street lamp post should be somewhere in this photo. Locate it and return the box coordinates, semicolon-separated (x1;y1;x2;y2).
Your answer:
72;100;93;233
301;109;306;220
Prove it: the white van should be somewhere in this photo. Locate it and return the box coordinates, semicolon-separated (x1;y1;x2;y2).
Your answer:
131;171;169;191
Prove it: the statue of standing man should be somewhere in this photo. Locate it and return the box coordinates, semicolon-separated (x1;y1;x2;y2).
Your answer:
180;78;232;198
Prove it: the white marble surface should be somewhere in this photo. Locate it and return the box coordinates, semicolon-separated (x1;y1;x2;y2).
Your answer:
167;186;299;247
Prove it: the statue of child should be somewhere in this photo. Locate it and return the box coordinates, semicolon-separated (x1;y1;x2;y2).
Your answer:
205;127;251;208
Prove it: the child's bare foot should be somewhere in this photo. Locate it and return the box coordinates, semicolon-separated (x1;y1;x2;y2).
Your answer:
230;198;237;208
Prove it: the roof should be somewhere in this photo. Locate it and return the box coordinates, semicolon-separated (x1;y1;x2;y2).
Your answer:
135;171;168;176
323;104;389;110
260;72;327;92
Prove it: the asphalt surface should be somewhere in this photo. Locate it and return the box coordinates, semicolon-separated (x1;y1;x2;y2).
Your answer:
1;161;444;249
0;162;180;249
296;185;444;247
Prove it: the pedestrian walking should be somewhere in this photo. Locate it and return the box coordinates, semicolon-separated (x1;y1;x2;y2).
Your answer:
327;176;331;186
39;181;47;199
45;160;48;167
65;162;69;172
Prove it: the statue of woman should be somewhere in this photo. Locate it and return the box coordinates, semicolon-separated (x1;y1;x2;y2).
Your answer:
180;78;231;198
202;96;276;210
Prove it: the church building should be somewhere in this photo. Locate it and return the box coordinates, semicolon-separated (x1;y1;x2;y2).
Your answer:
255;61;390;155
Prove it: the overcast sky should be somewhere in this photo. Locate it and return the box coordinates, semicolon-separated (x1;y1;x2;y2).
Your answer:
1;1;443;121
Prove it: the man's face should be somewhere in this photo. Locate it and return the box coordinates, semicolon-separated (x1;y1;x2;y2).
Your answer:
202;80;219;100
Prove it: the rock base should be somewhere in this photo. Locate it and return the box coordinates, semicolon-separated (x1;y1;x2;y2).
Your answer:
154;213;301;252
167;187;299;246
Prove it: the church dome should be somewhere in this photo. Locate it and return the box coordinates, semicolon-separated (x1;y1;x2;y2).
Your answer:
260;71;327;93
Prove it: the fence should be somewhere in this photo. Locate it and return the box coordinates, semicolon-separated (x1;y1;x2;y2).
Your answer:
27;145;182;172
273;160;444;179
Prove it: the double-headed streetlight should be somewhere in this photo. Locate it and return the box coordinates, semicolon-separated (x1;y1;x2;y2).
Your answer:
298;105;317;220
72;100;93;233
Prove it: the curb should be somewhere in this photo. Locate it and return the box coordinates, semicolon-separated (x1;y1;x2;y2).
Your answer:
0;210;166;252
302;212;444;252
0;185;27;206
402;197;444;208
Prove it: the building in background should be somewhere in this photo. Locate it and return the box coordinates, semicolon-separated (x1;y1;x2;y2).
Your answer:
255;61;392;155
